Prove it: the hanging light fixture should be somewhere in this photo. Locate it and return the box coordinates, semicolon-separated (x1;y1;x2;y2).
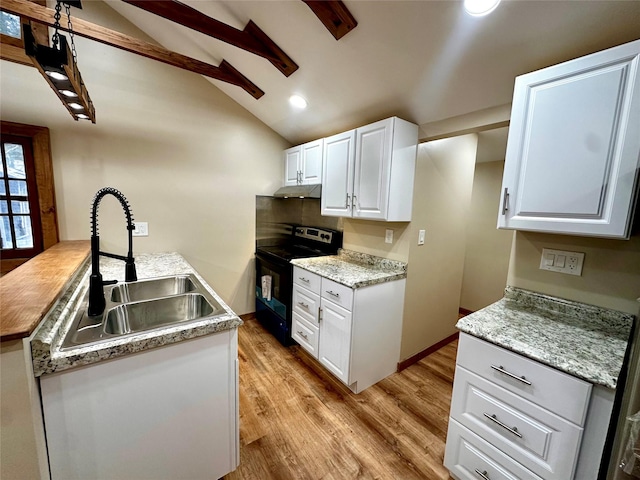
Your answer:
23;0;95;123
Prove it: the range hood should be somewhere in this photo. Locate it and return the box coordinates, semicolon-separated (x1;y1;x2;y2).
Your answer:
273;184;321;198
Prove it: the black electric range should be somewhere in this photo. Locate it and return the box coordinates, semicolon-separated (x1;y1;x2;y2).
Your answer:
255;226;342;346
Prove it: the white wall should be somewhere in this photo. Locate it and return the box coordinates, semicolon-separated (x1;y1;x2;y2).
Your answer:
0;1;288;314
399;135;477;360
459;160;514;312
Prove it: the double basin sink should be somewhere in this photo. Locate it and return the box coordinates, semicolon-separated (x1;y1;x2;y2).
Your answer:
61;274;224;349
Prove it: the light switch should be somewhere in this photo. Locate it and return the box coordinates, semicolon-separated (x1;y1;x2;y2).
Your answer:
418;229;425;246
385;229;393;244
132;222;149;237
555;255;566;268
544;253;555;266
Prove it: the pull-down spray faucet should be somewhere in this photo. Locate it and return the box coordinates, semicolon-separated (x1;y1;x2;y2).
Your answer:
88;187;137;317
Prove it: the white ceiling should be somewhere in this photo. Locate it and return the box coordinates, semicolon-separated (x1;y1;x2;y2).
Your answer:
104;0;640;146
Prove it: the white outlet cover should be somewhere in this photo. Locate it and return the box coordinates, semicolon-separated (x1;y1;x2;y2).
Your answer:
385;229;393;244
539;248;584;276
132;221;149;237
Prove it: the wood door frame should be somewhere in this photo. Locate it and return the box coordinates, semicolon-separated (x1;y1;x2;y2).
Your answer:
1;121;58;273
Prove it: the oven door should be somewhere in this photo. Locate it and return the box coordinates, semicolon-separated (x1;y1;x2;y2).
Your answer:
255;252;294;346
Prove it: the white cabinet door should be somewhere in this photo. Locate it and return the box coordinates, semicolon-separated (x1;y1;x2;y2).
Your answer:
498;39;640;238
41;331;239;480
300;139;323;185
321;130;356;217
353;118;393;220
319;299;352;384
284;146;301;186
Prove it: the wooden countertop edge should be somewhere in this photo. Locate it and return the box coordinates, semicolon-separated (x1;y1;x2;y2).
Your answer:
0;240;91;342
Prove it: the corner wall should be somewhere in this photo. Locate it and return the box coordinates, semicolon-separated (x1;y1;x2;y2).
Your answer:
401;135;477;360
459;160;514;312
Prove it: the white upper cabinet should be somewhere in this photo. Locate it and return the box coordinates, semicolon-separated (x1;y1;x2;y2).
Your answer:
284;139;323;186
498;39;640;239
321;117;418;221
321;130;356;217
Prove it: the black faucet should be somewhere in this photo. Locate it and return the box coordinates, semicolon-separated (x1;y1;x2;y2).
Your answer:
88;187;137;317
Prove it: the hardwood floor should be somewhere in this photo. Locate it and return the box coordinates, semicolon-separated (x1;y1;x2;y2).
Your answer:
226;317;457;480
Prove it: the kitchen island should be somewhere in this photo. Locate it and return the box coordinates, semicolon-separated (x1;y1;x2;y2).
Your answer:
1;245;242;480
445;286;634;480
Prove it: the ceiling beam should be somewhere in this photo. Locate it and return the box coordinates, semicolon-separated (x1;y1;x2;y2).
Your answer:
122;0;298;77
302;0;357;40
0;0;264;98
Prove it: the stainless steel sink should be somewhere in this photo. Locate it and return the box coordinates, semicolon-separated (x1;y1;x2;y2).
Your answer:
61;274;225;349
105;293;216;335
110;275;197;303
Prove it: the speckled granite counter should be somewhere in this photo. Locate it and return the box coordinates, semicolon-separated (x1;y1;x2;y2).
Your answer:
31;253;242;377
456;286;634;389
291;249;407;289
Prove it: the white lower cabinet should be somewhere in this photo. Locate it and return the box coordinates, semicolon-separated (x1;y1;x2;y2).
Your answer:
40;330;239;480
445;333;614;480
292;266;405;393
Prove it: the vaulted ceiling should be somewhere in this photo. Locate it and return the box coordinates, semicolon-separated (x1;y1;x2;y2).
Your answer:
8;1;640;146
102;0;640;145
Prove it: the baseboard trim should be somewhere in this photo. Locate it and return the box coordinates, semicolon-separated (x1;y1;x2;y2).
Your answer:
459;307;474;317
397;332;459;372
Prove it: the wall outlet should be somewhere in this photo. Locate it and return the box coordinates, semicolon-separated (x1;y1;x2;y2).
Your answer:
385;229;393;244
418;229;425;246
132;221;148;237
539;248;584;276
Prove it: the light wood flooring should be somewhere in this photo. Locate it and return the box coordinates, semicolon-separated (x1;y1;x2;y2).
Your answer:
225;316;457;480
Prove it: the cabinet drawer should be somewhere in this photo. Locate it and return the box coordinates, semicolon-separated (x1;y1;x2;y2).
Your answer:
293;266;321;294
445;419;543;480
292;312;319;359
321;277;353;310
451;367;582;480
293;284;320;325
457;333;591;426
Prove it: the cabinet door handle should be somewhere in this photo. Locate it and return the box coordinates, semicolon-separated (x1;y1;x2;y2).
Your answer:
299;277;310;283
346;194;350;209
474;469;491;480
326;290;340;298
297;330;308;340
298;171;302;184
490;365;532;385
319;307;323;321
501;187;509;215
352;194;357;209
297;301;309;309
483;413;523;438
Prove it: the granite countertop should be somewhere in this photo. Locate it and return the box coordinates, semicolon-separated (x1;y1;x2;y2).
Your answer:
31;252;242;377
291;249;407;289
456;286;635;389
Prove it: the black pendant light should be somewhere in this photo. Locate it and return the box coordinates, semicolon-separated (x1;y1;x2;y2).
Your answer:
23;0;96;123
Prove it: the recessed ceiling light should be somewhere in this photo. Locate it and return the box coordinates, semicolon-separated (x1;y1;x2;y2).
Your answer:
68;103;84;110
289;94;308;109
464;0;501;16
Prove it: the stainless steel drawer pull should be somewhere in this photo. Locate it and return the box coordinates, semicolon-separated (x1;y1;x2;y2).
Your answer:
483;413;523;438
299;277;310;283
326;290;340;298
297;331;308;340
475;470;490;480
490;365;532;385
297;301;309;309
